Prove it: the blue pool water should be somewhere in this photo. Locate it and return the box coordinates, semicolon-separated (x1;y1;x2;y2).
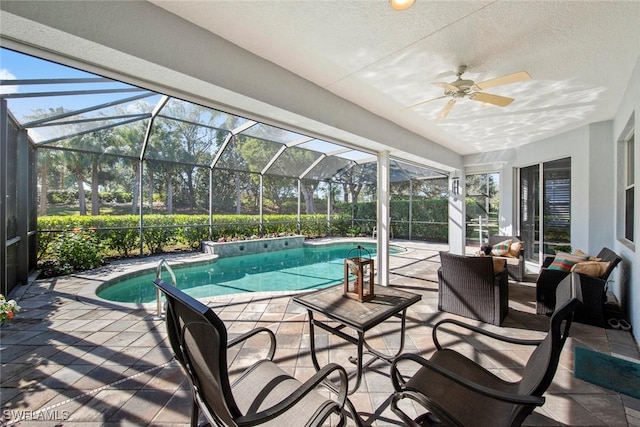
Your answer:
97;242;402;303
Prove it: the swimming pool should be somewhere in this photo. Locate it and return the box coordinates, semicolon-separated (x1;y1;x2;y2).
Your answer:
97;242;403;303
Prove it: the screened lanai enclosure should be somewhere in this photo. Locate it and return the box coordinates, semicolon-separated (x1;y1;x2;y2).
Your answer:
0;48;453;296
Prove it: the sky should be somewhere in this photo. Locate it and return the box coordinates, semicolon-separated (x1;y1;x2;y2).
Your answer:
0;47;91;81
0;48;145;122
0;47;162;143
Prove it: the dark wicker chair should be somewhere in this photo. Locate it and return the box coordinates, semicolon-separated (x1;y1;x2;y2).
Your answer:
438;251;509;326
536;247;622;327
488;235;525;281
390;273;582;427
154;278;348;427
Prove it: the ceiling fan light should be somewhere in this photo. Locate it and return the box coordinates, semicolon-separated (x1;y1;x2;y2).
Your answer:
390;0;415;11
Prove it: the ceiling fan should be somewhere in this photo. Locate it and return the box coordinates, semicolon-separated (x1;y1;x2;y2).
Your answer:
405;65;531;121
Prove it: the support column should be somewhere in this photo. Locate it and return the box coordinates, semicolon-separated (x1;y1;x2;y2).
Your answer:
448;170;466;255
326;182;331;236
259;174;264;235
209;168;214;240
409;179;413;240
0;99;8;294
17;130;29;284
377;151;390;287
297;179;302;235
138;160;144;255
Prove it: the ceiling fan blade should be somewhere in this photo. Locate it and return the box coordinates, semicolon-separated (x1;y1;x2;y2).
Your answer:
470;92;514;107
473;71;531;91
432;82;458;92
402;95;448;110
437;99;456;121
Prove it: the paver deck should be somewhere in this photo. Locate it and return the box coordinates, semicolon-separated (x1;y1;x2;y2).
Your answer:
2;240;639;426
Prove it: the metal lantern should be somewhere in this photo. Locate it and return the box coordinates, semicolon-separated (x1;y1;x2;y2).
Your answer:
343;245;375;302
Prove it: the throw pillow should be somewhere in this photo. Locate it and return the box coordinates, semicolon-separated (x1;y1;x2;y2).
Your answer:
493;257;506;273
571;261;611;278
548;252;589;272
491;239;512;256
507;241;522;258
573;249;602;261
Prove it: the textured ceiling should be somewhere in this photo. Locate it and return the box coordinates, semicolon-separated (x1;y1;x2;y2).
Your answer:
151;0;640;155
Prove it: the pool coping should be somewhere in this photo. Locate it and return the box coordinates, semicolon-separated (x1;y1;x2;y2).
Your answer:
73;237;409;311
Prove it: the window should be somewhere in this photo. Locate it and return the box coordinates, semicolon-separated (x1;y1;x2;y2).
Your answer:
625;132;635;242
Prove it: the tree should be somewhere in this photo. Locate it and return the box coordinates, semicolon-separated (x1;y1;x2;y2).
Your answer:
25;107;127;215
37;150;65;215
235;136;323;213
144;120;180;213
61;143;91;215
301;179;319;214
85;129;117;215
338;166;367;204
413;177;449;199
160;101;223;211
24;108;69;215
213;134;251;214
114;121;146;213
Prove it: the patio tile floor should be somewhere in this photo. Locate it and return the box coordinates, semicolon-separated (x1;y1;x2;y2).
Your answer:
1;240;639;426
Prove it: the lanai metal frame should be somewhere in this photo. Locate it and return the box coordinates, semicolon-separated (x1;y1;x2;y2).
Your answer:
0;50;448;296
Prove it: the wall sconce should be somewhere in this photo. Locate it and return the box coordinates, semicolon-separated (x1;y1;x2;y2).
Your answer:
452;177;460;196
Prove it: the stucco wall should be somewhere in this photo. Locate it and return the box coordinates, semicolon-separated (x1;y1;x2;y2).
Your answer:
473;55;639;341
612;55;640;339
508;126;594;254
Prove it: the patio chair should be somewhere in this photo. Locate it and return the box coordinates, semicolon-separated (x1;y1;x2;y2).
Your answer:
372;225;393;238
536;247;622;327
154;278;349;427
438;251;509;326
390;273;582;427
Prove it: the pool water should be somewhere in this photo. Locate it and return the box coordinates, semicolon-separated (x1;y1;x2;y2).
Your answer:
97;242;401;303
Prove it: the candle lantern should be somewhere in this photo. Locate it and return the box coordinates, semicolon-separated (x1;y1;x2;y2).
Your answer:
343;245;375;302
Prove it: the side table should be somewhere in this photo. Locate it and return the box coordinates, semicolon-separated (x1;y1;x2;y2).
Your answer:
293;284;421;393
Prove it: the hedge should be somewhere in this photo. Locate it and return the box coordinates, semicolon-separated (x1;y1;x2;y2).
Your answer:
37;214;352;262
36;198;456;275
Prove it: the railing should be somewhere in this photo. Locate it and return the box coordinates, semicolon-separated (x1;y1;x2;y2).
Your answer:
154;259;177;320
467;216;499;245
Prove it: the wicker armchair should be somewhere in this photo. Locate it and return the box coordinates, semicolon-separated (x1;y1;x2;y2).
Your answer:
438;251;509;326
390;274;582;427
536;247;622;327
488;235;525;281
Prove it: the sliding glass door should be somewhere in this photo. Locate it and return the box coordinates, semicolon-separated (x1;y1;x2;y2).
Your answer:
519;158;571;263
520;165;540;262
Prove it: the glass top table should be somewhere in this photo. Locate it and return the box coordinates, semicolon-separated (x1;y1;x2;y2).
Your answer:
293;284;421;395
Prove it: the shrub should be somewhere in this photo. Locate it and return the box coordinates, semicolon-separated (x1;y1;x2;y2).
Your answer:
172;215;210;249
100;216;140;256
52;228;105;274
99;191;133;204
47;190;77;204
